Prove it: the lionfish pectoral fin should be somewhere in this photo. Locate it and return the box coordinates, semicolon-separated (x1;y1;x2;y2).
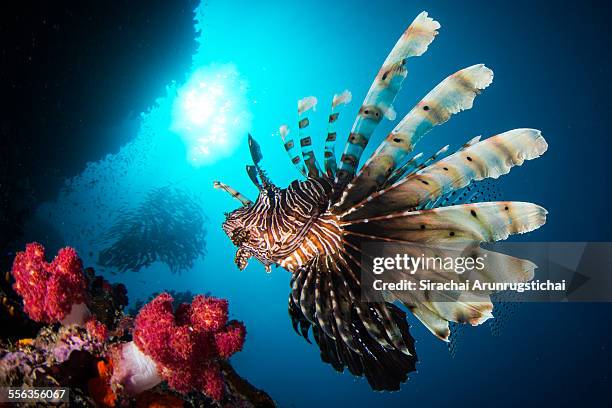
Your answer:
334;11;441;193
343;199;545;341
344;201;548;243
213;181;252;206
335;64;493;211
341;128;548;219
389;245;538;341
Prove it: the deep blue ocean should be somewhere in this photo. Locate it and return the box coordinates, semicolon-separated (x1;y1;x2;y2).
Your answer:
25;0;612;406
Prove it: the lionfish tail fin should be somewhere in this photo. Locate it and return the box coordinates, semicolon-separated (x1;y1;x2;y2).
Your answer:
324;90;352;178
335;64;493;211
334;12;440;192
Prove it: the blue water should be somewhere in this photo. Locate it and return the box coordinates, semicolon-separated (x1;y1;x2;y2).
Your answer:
29;0;611;406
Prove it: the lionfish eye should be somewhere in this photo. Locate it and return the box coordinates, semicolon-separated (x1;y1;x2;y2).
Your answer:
231;228;250;246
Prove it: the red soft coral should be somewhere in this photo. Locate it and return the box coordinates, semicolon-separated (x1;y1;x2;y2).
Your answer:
115;292;246;400
11;243;49;322
11;243;89;324
86;318;109;343
214;320;246;358
190;295;228;332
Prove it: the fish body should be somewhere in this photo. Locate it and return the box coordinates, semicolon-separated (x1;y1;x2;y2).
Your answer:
217;11;548;390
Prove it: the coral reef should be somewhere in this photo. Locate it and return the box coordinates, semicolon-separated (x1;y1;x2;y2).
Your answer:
98;186;208;274
0;243;275;407
112;293;246;400
12;243;90;325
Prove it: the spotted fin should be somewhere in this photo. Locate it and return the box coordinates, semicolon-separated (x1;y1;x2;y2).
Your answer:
343;201;548;244
335;64;493;211
342;128;548;220
334;12;440;191
387;245;536;341
324;90;352;178
298;96;323;177
279;125;308;177
384;143;450;188
213;181;252;206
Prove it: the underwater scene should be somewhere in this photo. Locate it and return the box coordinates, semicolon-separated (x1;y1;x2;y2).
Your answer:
1;0;612;407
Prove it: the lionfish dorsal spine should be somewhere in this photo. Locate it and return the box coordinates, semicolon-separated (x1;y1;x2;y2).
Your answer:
323;90;352;178
247;133;277;191
279;125;308;177
297;96;323;178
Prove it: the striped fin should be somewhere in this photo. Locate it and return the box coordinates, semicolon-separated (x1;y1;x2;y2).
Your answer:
335;65;493;211
343;201;548;243
324;90;352;178
384;245;536;340
314;264;336;339
289;252;418;390
334;11;440;191
342;128;548;220
279;125;307;177
212;181;252;206
298;96;323;177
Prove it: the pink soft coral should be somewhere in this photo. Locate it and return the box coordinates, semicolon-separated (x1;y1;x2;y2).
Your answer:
11;243;90;325
111;293;246;400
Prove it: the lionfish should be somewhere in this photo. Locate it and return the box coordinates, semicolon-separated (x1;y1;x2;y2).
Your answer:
215;11;548;390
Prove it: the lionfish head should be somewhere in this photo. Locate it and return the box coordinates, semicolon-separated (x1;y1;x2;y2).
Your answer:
218;133;285;273
222;195;275;273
